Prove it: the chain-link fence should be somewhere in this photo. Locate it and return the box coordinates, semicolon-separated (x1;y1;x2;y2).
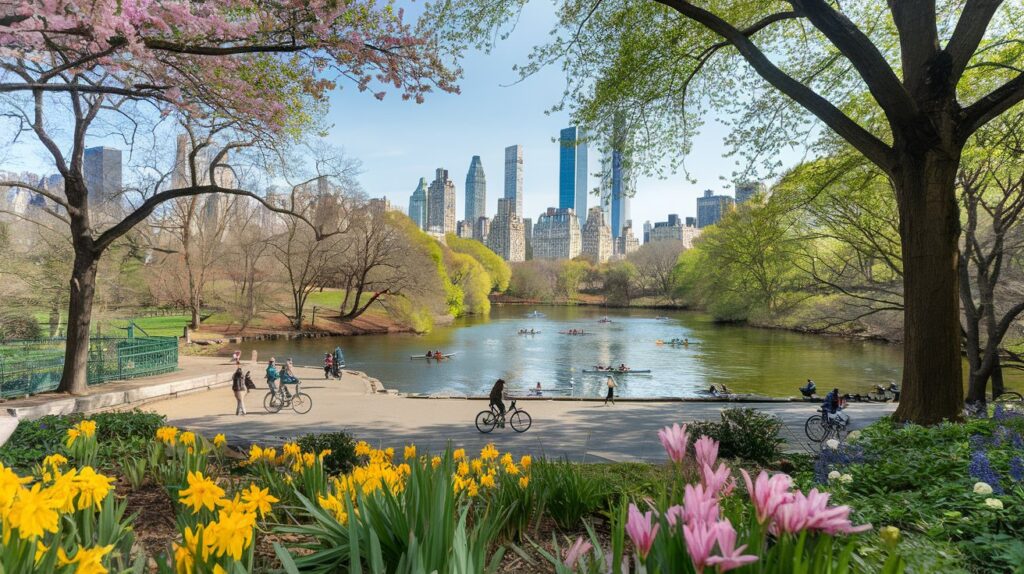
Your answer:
0;336;178;399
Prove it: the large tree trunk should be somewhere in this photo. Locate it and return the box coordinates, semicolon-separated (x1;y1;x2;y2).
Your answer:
58;246;99;394
892;149;964;424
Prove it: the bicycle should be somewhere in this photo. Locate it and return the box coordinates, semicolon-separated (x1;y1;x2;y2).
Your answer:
475;399;532;433
263;383;313;414
804;409;849;443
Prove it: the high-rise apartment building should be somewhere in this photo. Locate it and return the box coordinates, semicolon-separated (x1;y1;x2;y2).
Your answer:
685;216;697;228
473;216;490;243
408;177;428;229
504;145;523;216
487;197;525;262
600;120;633;239
456;219;474;239
427;168;456;235
650;214;702;248
696;189;735;228
532;207;582;260
734;180;766;204
83;146;122;205
559;127;588;224
642;220;652;244
465;155;486;222
523;217;533;260
615;224;640;257
581;206;612;263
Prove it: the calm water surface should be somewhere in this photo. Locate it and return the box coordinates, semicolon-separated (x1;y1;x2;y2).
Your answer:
245;306;1023;399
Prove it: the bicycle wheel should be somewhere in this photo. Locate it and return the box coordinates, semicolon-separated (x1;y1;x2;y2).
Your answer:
804;415;827;442
995;391;1023;402
509;410;532;433
264;392;284;414
291;392;313;414
475;411;497;434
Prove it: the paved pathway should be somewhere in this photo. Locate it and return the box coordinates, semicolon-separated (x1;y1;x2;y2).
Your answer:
146;365;897;462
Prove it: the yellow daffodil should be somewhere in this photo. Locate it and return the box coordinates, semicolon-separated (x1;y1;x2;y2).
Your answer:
7;483;60;539
457;461;470;477
72;466;114;510
466;479;479;497
384;447;395;461
76;419;97;437
431;456;442;469
355;441;371;456
480;443;499;461
453;448;466;460
283;442;301;458
519;455;532;469
42;454;68;470
500;453;513;466
155;426;179;445
213;433;227;448
470;459;484;474
216;493;249;514
65;428;81;448
504;463;520;476
57;544;113;574
519;476;530;489
205;510;256;560
404;444;417;460
179;431;196;447
34;542;48;564
178;471;225;513
241;483;279;518
0;463;32;511
480;474;496;488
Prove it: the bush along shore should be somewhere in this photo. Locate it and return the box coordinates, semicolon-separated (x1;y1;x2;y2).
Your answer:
2;407;1020;573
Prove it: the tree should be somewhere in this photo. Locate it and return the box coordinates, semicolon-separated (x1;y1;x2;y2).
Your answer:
557;259;591;301
336;210;422;321
438;0;1024;423
446;235;512;292
628;240;686;303
445;252;492;315
603;261;638;307
270;213;343;331
1;0;455;393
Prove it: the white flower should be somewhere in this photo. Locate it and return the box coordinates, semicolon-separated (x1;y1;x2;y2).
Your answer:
828;470;842;481
825;439;840;450
974;482;994;495
984;498;1003;510
840;473;853;484
846;430;861;442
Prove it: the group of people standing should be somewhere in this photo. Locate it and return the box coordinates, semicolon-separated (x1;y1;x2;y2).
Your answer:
228;357;300;416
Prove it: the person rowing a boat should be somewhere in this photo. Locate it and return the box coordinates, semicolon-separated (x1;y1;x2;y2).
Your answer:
425;351;434;358
618;364;630;372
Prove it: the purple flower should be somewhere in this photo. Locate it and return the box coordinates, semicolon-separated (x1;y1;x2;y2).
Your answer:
1010;456;1024;483
969;451;1004;494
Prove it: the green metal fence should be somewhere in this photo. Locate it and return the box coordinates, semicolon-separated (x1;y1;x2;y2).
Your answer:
0;336;179;399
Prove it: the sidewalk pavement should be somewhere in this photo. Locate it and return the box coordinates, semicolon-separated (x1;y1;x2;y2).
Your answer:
146;365;897;462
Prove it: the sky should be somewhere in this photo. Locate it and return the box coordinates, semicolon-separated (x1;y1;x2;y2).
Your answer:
1;1;803;228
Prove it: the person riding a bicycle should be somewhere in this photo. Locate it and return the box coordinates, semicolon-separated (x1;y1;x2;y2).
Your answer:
822;387;850;425
489;379;507;418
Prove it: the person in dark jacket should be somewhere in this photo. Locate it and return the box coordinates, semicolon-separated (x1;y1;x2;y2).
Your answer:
231;367;247;415
489;379;506;418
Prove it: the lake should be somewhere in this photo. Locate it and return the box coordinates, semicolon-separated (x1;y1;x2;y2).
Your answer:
246;306;1021;399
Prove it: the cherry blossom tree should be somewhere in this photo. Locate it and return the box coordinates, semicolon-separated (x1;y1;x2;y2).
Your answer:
0;0;457;393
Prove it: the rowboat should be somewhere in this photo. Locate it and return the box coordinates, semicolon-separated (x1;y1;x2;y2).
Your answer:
582;369;652;374
410;353;458;360
517;330;542;335
525;310;546;318
559;331;593;335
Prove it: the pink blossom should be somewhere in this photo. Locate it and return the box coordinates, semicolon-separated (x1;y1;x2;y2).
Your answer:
683;483;720;526
625;504;660;560
664;504;686;528
563;536;592;568
658;423;690;463
683;519;718;573
741;469;795;524
706;520;759;572
701;463;735;497
775;489;871;535
694;435;719;468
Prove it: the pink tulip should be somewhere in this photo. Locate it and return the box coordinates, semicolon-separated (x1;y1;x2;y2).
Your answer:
706;520;759;572
683;483;720;526
772;489;872;535
658;423;690;463
694;435;719;468
625;504;660;560
563;536;593;568
665;504;687;528
741;469;795;524
682;519;718;573
701;462;735;497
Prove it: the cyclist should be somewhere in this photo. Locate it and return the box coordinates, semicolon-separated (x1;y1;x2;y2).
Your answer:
489;379;507;422
822;387;841;414
265;359;279;394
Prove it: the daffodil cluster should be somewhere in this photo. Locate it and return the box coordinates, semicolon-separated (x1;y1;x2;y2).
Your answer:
243;441;332;503
150;425;216;484
318;441;409;524
65;419;98;466
452;443;531;497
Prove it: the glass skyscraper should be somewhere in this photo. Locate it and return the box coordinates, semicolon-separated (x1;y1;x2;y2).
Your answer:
504;145;523;216
83;146;122;205
408;177;427;229
601;148;632;239
464;155;486;222
558;127;588;224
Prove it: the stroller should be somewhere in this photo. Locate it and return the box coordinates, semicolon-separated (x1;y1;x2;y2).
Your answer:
799;379;817;399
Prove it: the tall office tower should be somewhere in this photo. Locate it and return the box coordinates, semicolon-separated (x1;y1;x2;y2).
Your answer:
83;146;122;205
464;155;486;222
559;127;588;224
408;177;428;229
487;197;525;262
642;220;652;244
734;180;766;204
427;168;456;235
599;118;633;239
532;207;582;260
696;189;735;228
581;206;612;263
523;217;533;260
473;216;490;243
504;145;523;216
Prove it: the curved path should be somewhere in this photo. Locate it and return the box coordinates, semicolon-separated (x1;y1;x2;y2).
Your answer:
146;365;897;462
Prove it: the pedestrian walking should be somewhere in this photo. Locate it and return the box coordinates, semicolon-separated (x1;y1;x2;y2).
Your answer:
266;358;279;394
231;367;247;415
324;353;333;379
604;376;617;406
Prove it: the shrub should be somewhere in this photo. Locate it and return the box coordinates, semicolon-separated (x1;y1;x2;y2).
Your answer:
688;407;784;464
0;311;41;341
531;460;606;530
296;431;360;474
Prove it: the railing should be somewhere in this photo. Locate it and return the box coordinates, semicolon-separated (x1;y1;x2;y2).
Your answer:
0;336;179;399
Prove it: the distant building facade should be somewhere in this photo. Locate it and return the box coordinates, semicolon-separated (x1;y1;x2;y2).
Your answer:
523;217;533;260
559;126;588;224
456;219;474;239
83;146;122;205
696;189;734;228
615;224;640;257
465;155;486;222
581;206;612;263
685;216;697;228
408;177;428;229
427;168;456;235
650;213;702;248
487;197;525;262
532;207;582;260
473;216;490;243
504;145;523;216
642;220;652;244
735;180;766;204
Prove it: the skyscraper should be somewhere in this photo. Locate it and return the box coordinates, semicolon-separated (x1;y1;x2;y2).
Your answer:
464;155;486;223
601;148;632;239
504;145;523;216
734;180;766;204
487;197;525;262
427;168;456;235
696;189;735;228
559;127;588;224
83;146;122;205
582;206;612;263
408;177;427;229
532;207;582;260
